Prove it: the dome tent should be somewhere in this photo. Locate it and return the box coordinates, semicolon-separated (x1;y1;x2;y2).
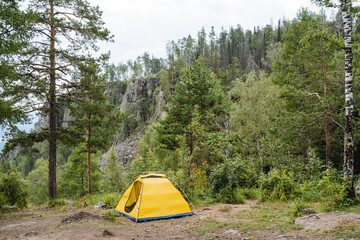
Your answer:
115;173;193;222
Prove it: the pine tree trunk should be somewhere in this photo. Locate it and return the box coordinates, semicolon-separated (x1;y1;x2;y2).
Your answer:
87;113;92;194
341;0;354;183
48;0;57;200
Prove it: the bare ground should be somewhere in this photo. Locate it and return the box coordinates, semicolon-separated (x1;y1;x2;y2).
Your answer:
0;200;359;240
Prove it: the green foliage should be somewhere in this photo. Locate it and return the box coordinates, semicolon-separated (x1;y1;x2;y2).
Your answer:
0;193;6;212
157;58;228;153
25;158;48;205
127;148;160;179
239;188;259;200
102;146;124;193
209;156;257;193
316;169;347;206
292;199;306;218
259;169;300;201
58;143;101;199
0;170;27;209
48;199;66;208
102;193;121;208
79;192;121;209
272;9;344;168
216;187;245;204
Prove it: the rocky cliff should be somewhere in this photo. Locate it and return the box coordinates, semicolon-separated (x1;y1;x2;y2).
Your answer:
31;77;163;168
101;77;163;168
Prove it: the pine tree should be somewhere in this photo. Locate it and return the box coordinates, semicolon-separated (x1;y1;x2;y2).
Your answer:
0;0;33;127
156;58;228;174
311;0;356;186
3;0;112;199
68;58;121;194
102;146;123;193
272;9;344;167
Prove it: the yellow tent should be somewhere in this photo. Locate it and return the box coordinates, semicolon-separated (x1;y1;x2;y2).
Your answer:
115;173;193;222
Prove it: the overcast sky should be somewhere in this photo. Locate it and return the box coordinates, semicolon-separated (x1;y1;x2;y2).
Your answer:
88;0;322;64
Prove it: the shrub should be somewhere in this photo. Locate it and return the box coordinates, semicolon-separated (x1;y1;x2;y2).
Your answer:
209;155;257;193
259;168;300;201
48;199;66;207
239;188;258;200
0;193;6;211
316;169;347;206
25;158;48;205
0;170;27;209
103;193;121;208
221;188;245;204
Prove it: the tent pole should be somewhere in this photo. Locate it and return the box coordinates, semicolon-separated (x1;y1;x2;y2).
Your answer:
136;180;145;222
167;175;198;215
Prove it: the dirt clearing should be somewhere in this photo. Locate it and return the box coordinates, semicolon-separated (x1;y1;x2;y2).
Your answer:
1;200;359;240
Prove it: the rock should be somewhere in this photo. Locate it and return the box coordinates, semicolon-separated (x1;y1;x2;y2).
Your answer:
202;207;211;211
225;229;240;236
355;180;360;196
277;234;288;240
62;211;105;223
300;208;318;215
99;132;142;170
3;206;17;212
101;229;114;237
295;212;360;231
17;231;38;238
93;201;107;209
66;200;75;206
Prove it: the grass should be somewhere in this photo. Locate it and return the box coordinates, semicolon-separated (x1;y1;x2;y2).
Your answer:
218;205;231;212
338;201;360;214
332;221;360;239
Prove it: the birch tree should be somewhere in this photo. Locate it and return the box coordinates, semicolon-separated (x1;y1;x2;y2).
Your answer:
312;0;355;183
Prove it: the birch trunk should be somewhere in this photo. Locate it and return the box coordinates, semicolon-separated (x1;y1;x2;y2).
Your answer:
341;0;354;183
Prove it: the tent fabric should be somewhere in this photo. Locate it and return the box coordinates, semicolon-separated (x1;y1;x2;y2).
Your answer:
115;173;193;222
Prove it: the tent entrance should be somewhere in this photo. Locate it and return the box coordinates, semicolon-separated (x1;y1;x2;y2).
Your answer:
124;180;142;213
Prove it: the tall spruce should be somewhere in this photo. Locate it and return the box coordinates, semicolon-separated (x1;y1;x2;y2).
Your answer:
156;58;227;174
3;0;112;199
272;10;344;167
68;58;121;194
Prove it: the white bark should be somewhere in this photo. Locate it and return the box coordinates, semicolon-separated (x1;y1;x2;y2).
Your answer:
341;0;354;182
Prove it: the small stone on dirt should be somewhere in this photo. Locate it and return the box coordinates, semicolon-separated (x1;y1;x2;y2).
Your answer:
62;211;105;223
101;229;114;237
93;201;107;209
300;209;318;215
225;229;240;236
3;206;17;212
295;212;360;231
277;234;288;240
66;200;75;206
202;207;211;211
17;230;38;238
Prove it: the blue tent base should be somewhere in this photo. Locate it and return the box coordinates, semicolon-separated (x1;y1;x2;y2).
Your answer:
116;211;193;222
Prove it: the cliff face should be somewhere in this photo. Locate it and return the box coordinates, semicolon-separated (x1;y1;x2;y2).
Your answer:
120;77;160;121
102;77;162;168
32;77;163;168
